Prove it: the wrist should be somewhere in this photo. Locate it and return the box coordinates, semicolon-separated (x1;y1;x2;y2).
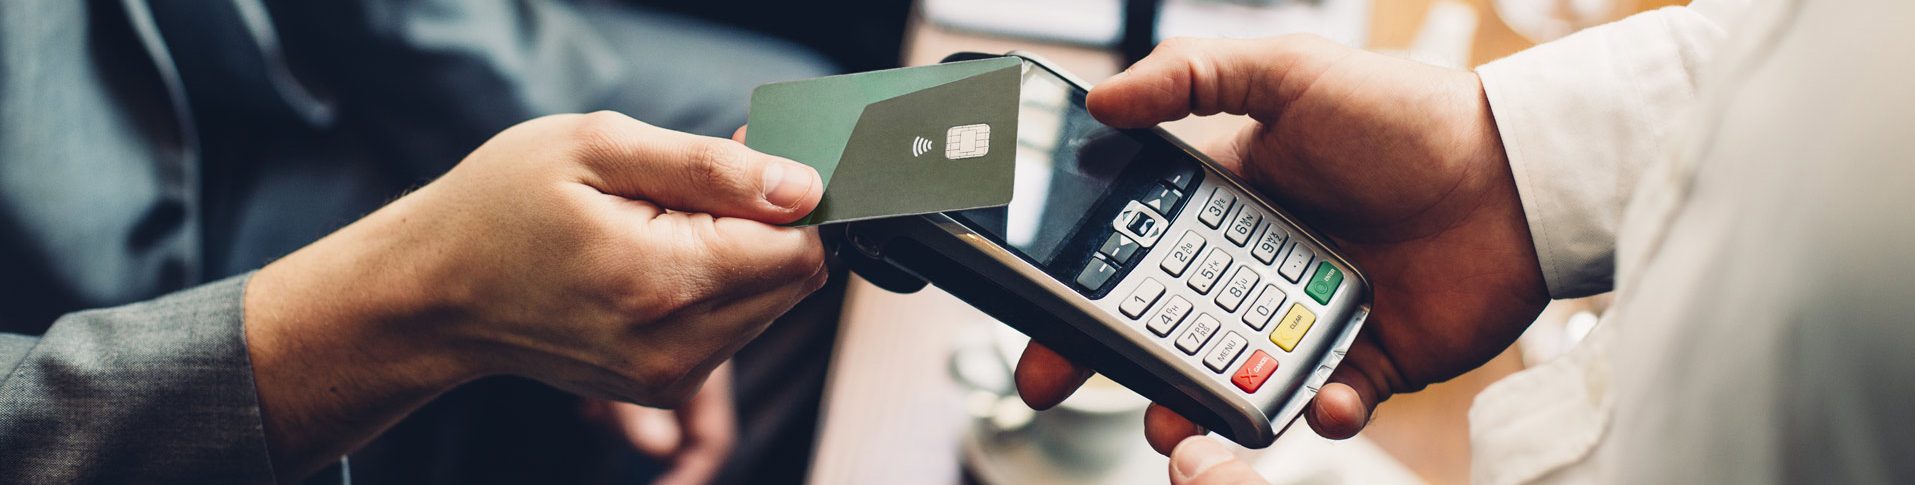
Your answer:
244;196;487;407
1466;71;1513;176
242;199;484;477
1463;71;1549;303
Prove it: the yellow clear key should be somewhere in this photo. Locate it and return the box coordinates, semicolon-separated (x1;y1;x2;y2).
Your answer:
1270;304;1317;352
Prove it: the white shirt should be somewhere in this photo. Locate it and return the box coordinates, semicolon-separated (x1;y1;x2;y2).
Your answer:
1469;0;1915;483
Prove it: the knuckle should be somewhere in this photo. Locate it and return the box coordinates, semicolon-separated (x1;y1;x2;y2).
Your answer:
601;258;704;318
791;235;828;277
750;228;828;281
687;138;749;187
796;247;827;277
570;111;641;160
805;265;831;293
581;109;637;128
640;278;705;317
633;360;702;404
802;251;828;281
610;286;667;318
653;358;699;386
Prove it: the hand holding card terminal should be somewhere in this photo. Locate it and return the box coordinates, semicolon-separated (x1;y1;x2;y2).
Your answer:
837;52;1372;448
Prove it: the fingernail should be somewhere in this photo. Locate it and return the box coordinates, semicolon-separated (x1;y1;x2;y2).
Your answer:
762;160;816;209
1170;436;1234;483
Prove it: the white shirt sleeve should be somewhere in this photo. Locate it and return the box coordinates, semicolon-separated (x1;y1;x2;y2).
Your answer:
1474;0;1748;298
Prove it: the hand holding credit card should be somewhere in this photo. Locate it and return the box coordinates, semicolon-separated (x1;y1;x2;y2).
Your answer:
746;57;1021;226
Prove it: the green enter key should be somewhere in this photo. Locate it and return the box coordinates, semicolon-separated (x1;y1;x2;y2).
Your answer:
1305;262;1342;305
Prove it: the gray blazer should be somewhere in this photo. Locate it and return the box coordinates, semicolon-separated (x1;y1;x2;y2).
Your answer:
0;0;831;482
0;276;273;483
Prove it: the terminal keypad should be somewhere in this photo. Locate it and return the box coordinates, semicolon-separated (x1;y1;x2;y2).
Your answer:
1100;182;1346;397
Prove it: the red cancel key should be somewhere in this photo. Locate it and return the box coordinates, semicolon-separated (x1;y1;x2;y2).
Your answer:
1232;350;1278;393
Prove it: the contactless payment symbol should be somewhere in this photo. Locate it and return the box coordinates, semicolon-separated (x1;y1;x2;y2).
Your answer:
910;136;935;158
944;124;990;159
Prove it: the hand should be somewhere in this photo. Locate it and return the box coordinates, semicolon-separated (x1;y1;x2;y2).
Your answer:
1014;35;1550;453
244;111;827;479
1168;436;1268;485
584;364;736;485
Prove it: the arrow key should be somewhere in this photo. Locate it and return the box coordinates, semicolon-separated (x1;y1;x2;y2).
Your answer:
1098;233;1142;265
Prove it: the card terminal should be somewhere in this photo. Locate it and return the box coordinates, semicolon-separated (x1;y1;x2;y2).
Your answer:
834;52;1372;448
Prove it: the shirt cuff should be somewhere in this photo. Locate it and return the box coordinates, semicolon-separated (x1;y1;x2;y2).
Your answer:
1475;8;1712;298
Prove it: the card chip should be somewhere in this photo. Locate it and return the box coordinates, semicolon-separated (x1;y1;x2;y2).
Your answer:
945;124;990;159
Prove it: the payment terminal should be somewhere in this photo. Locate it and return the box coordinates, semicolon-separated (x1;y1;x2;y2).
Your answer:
836;52;1372;448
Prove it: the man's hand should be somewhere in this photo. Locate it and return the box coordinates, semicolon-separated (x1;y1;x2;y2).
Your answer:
583;363;736;485
243;111;826;480
1014;36;1550;453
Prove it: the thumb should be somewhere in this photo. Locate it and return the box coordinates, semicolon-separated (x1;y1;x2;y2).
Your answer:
1169;436;1268;485
566;111;822;224
1086;35;1351;128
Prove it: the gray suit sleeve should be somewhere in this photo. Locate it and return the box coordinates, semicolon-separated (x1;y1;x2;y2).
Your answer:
0;274;276;483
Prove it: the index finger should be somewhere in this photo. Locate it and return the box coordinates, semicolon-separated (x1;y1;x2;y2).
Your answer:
1013;342;1094;410
564;112;822;225
1086;35;1349;128
697;216;828;298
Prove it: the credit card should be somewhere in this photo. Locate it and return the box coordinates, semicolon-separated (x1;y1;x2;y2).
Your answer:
747;57;1021;226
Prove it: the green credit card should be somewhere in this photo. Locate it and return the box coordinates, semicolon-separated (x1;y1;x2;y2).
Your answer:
746;57;1021;226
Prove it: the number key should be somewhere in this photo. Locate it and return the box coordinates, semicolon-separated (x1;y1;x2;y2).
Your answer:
1176;313;1221;354
1119;278;1166;318
1215;267;1260;312
1226;207;1261;246
1188;248;1232;294
1251;224;1287;264
1199;188;1235;228
1242;285;1285;331
1160;231;1206;277
1147;295;1194;336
